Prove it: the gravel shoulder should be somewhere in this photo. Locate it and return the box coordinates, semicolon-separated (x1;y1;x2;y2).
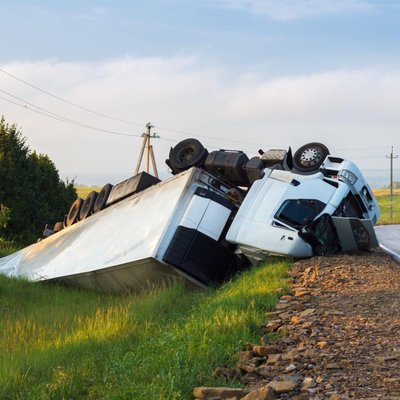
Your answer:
194;249;400;399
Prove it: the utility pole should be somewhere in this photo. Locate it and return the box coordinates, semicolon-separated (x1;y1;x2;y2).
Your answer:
386;146;398;224
134;123;160;178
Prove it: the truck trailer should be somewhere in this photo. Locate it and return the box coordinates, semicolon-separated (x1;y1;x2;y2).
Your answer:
0;140;380;292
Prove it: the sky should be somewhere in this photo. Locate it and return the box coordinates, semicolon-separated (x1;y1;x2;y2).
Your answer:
0;0;399;185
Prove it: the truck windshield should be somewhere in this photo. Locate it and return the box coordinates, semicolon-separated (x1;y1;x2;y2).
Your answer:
275;199;326;229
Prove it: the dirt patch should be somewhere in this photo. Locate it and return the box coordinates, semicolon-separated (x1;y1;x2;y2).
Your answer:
195;249;400;399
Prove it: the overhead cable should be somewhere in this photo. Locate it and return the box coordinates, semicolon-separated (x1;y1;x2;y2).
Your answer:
0;67;145;127
0;67;276;148
0;95;141;138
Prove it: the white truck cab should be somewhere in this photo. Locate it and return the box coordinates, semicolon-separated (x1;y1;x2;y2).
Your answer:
226;154;379;262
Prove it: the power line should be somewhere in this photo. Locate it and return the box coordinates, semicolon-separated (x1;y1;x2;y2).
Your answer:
0;89;240;149
0;67;278;149
2;68;397;155
0;95;141;138
0;67;145;127
155;124;274;148
0;85;263;150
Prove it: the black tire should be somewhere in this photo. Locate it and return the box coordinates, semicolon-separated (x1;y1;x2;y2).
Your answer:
293;142;330;173
53;221;64;233
78;191;98;221
66;198;84;226
93;183;113;214
167;138;208;173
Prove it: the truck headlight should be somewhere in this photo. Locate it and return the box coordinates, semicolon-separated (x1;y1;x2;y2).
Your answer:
338;169;358;185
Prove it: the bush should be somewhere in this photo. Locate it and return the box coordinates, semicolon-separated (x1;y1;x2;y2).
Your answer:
0;117;76;245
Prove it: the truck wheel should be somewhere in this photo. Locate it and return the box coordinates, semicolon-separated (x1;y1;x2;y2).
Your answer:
293;142;330;173
66;198;84;226
79;191;98;221
93;183;113;214
167;138;208;173
53;221;64;233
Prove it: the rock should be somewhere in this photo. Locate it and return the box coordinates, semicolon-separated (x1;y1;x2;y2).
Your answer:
238;351;255;362
268;374;301;394
323;310;344;317
326;363;340;369
297;332;310;344
255;364;276;379
384;377;400;383
265;320;283;332
241;385;275;400
266;354;282;365
301;321;313;329
299;309;316;318
281;350;300;361
300;377;315;391
252;345;280;357
277;324;290;335
375;355;399;363
193;387;250;399
291;315;301;324
292;395;310;400
275;302;291;311
293;288;311;298
237;363;256;373
278;311;293;320
310;327;320;338
284;363;297;372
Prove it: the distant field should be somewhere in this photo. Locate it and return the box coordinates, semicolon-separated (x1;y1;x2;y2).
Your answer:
373;189;400;225
75;186;101;199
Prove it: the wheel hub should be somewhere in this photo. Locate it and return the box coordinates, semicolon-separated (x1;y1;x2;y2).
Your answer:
179;148;194;162
300;148;321;166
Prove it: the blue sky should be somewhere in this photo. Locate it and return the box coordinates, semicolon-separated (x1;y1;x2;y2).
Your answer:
0;0;399;183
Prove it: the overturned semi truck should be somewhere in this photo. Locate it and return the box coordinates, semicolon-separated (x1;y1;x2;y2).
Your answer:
0;140;380;292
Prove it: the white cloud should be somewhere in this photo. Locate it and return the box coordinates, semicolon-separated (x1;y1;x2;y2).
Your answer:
214;0;372;20
0;57;399;183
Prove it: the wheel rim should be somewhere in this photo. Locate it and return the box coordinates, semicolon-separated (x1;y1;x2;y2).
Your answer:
299;147;321;167
179;147;194;162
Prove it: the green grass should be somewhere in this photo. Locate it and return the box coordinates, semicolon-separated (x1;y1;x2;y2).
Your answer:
0;259;290;400
373;189;400;225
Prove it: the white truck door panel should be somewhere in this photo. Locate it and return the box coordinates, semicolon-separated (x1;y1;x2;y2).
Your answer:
179;194;231;241
180;196;210;230
198;201;232;241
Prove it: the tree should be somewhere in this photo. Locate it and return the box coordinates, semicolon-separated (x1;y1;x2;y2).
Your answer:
0;117;76;244
0;204;10;229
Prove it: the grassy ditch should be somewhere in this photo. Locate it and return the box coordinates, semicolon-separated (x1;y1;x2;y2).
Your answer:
0;259;290;400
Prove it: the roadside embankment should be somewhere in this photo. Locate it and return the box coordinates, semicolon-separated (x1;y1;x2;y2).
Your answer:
195;249;400;399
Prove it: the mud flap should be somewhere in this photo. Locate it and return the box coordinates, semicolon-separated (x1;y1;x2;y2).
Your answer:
299;214;341;256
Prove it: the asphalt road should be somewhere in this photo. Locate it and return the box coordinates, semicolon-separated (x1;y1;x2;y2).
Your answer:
375;224;400;262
